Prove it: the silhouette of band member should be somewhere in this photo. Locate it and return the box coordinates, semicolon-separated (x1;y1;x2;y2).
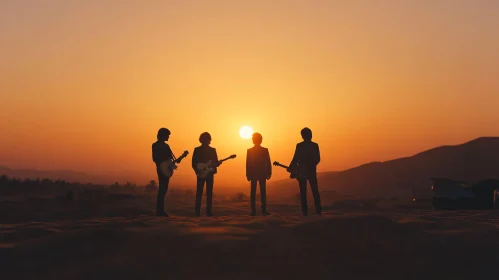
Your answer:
246;133;271;216
152;128;173;216
288;127;322;216
192;132;220;216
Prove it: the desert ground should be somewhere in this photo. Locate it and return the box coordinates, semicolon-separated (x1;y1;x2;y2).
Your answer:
1;192;499;280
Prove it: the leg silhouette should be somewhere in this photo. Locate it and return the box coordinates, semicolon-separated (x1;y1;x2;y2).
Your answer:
156;175;170;216
309;176;322;214
250;179;257;215
195;178;205;216
298;178;308;216
206;176;214;216
259;178;269;215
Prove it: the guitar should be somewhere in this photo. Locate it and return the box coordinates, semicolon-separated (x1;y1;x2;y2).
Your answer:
159;150;189;178
273;161;308;180
196;154;237;178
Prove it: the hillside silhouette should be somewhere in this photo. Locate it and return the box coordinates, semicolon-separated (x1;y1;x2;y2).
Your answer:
0;166;148;185
270;137;499;198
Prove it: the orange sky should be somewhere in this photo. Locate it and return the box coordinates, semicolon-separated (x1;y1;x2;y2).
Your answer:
1;1;499;186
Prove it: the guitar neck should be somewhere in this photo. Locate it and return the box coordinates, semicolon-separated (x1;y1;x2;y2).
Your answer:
174;154;187;163
275;163;289;169
218;157;232;164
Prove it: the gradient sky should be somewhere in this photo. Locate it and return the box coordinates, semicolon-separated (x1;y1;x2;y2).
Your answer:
1;0;499;186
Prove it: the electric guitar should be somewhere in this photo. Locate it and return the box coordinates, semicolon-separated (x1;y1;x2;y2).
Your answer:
159;150;189;178
273;161;308;180
196;154;237;178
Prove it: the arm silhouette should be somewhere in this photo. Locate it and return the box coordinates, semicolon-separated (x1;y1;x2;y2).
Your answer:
152;143;158;164
213;148;220;167
315;143;320;165
289;143;299;170
266;148;272;179
246;149;251;181
192;148;198;172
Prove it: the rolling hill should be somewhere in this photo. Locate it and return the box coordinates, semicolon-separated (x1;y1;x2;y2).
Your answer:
269;137;499;198
0;166;149;185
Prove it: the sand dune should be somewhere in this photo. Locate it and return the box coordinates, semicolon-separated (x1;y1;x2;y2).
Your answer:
2;198;499;280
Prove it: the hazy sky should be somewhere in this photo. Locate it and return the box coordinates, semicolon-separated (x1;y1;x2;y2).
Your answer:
1;0;499;185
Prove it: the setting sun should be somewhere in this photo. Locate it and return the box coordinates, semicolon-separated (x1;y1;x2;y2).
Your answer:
239;126;253;139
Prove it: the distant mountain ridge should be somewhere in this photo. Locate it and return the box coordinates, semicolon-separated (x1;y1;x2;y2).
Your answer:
269;137;499;198
0;165;148;185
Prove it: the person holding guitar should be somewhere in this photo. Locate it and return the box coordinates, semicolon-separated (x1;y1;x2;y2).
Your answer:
289;127;322;216
192;132;220;217
152;128;188;217
246;133;271;216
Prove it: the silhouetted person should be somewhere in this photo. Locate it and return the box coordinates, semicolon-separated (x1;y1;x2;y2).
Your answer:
246;133;271;216
152;128;173;216
289;127;322;216
192;132;220;216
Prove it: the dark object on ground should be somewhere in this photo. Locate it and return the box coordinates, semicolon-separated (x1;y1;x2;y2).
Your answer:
431;178;499;210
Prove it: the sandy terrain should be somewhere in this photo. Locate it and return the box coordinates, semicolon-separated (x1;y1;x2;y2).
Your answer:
2;197;499;280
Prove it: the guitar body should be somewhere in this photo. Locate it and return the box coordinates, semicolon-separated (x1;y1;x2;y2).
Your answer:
196;161;216;179
288;165;308;180
273;161;308;181
196;154;237;179
159;150;189;178
160;160;177;178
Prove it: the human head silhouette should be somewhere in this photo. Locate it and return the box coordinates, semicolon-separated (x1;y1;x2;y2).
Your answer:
157;128;170;141
199;132;212;145
252;133;263;146
301;127;312;141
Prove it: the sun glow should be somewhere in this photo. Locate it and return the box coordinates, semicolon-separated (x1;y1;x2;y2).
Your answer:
239;126;253;139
